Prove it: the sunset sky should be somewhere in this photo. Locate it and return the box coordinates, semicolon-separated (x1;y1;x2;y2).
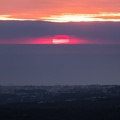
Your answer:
0;0;120;22
0;0;120;44
0;1;120;85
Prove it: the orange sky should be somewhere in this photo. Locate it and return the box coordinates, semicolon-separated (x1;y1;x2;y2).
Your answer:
0;0;120;22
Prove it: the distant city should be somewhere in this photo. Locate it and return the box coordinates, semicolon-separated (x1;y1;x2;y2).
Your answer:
0;85;120;105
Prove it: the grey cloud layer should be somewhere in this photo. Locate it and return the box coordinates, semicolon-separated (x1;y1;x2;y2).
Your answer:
0;44;120;85
0;21;120;43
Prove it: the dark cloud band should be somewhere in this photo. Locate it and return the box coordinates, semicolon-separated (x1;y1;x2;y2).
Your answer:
0;20;120;44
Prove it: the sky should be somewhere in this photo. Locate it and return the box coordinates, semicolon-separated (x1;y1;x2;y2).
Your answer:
0;0;120;22
0;0;120;85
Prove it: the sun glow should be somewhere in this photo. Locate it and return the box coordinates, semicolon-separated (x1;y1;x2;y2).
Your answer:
0;15;35;21
0;12;120;22
42;13;120;22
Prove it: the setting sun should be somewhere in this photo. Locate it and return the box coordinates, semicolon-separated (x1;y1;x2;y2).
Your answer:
52;35;69;44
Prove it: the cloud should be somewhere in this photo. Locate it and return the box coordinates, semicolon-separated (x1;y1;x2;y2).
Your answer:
0;44;120;85
0;21;120;44
0;0;120;15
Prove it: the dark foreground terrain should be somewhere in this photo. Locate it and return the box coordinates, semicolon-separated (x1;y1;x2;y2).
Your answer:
1;99;120;120
0;85;120;120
